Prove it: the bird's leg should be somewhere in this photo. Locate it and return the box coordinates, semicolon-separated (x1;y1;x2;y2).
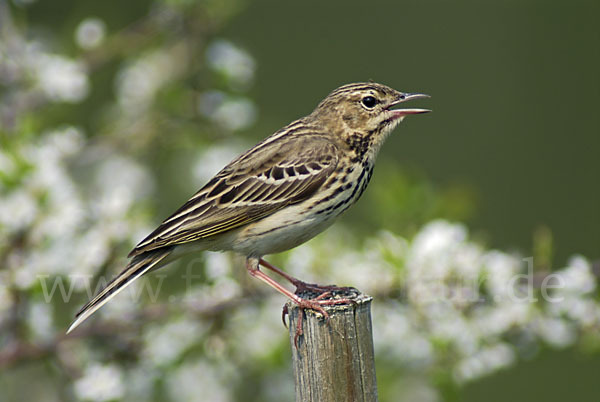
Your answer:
245;258;332;318
247;258;353;344
250;258;358;345
259;258;357;297
258;258;304;287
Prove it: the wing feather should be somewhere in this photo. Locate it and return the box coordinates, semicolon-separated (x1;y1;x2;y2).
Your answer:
129;134;339;257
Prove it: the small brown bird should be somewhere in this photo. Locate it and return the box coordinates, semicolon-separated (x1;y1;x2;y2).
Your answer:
67;82;430;333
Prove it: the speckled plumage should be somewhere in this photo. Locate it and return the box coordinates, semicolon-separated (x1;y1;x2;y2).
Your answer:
67;82;430;333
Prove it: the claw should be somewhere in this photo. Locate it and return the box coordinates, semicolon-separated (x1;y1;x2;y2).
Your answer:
282;305;289;328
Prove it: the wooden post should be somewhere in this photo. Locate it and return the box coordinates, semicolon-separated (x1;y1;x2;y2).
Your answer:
287;291;378;402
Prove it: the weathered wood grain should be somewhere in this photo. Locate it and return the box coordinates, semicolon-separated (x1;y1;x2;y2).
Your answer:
287;291;377;402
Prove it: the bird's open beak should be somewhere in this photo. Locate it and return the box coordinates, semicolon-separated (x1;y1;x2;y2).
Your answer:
387;93;431;118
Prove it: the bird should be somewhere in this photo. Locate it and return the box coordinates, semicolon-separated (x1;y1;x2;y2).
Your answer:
67;82;430;334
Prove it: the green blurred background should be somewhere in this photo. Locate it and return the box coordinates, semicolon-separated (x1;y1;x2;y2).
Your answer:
227;2;600;400
1;0;598;401
223;0;600;264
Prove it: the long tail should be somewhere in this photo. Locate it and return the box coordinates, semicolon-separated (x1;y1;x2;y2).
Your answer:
66;247;174;334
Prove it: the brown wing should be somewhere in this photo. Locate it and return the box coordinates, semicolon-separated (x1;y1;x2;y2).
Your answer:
129;133;339;257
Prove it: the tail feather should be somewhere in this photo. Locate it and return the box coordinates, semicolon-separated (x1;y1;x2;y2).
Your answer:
66;247;174;334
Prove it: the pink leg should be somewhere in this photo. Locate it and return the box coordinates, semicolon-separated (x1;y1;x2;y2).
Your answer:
259;258;357;296
248;258;356;346
245;258;331;319
258;258;303;287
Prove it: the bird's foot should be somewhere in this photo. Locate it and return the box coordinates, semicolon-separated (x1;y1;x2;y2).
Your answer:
259;258;357;298
293;281;359;299
282;290;357;348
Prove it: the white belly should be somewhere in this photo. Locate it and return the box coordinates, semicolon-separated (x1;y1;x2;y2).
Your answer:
226;203;338;257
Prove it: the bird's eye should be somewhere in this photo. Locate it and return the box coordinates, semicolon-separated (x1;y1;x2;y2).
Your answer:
361;96;378;109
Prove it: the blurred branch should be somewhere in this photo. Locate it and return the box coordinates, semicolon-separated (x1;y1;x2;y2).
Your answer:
0;293;258;370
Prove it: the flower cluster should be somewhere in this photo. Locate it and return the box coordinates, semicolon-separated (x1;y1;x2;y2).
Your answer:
284;221;600;398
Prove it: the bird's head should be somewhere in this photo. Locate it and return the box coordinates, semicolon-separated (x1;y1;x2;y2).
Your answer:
310;82;430;156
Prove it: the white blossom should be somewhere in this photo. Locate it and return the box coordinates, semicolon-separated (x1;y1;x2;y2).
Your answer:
198;91;257;132
75;18;106;49
73;363;125;402
0;189;38;231
454;343;514;383
34;54;89;102
143;318;206;366
167;361;234;402
93;155;154;219
116;48;185;113
533;317;576;348
556;255;596;295
27;301;54;342
205;39;255;89
193;143;245;183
